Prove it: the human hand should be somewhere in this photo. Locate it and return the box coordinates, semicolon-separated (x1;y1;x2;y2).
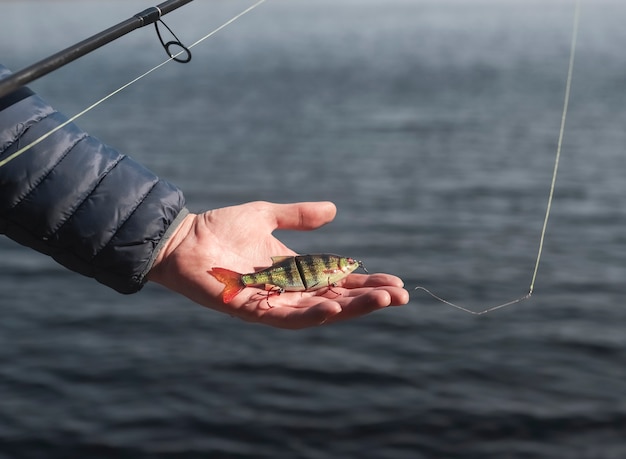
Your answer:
148;201;409;329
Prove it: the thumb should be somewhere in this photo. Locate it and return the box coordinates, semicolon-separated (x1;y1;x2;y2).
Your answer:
271;201;337;231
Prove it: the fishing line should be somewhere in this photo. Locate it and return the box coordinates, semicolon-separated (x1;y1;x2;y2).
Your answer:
415;0;581;315
0;0;267;169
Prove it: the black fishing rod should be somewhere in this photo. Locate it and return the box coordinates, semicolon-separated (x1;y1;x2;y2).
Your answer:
0;0;194;99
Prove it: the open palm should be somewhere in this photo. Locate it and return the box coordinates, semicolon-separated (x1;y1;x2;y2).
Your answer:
148;201;409;329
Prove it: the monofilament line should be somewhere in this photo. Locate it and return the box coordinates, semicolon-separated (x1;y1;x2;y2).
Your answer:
528;0;580;295
415;0;581;315
0;0;267;169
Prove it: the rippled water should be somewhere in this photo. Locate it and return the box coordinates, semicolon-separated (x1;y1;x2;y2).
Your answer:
1;1;626;458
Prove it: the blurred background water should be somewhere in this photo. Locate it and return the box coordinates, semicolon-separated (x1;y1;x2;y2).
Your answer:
1;0;625;457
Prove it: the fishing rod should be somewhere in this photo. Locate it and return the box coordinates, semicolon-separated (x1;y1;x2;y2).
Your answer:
0;0;266;169
0;0;194;99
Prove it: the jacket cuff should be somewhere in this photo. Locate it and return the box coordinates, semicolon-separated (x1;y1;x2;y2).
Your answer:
139;206;190;284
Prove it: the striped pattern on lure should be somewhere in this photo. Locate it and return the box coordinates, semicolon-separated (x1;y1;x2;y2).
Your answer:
209;254;368;304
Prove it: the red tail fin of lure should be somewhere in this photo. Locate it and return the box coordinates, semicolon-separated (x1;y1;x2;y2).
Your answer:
208;268;245;303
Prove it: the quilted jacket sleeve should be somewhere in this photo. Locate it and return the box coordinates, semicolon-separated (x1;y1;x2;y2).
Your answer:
0;64;188;293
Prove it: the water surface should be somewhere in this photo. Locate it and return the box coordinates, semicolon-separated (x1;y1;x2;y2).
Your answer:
1;1;625;458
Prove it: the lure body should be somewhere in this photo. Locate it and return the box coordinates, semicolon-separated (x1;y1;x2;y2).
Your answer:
209;254;365;303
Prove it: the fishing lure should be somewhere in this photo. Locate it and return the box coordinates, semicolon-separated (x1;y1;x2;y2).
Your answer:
209;254;368;304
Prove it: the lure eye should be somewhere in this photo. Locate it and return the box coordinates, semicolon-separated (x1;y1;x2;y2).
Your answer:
346;257;368;273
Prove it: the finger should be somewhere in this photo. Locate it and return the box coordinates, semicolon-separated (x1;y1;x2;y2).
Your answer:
340;273;406;289
257;301;342;330
269;201;337;231
324;290;394;324
328;286;410;306
254;287;406;328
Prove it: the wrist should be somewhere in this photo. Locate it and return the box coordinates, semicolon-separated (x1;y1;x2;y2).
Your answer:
147;211;197;283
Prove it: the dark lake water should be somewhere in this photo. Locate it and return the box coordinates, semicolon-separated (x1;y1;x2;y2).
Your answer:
1;1;625;457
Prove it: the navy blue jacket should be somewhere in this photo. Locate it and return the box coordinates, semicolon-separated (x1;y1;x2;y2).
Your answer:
0;64;187;293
